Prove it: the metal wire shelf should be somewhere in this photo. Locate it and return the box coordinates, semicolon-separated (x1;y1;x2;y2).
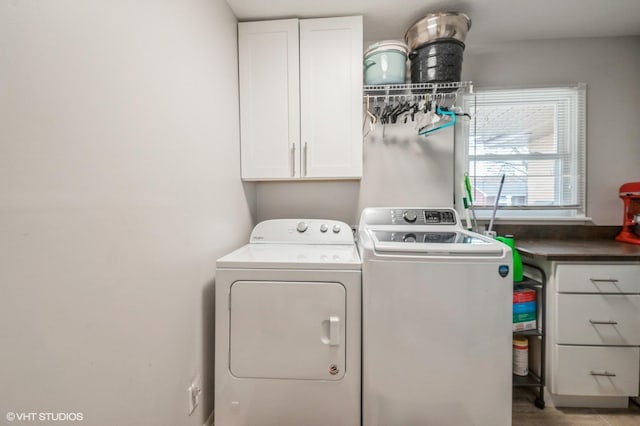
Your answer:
363;81;473;95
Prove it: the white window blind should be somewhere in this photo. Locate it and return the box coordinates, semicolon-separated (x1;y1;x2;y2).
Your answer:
463;85;586;217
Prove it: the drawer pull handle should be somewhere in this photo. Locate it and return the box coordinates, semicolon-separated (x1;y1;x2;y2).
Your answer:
589;320;619;325
590;371;616;377
589;278;619;284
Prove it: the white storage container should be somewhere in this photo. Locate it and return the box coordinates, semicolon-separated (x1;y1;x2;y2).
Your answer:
363;40;408;85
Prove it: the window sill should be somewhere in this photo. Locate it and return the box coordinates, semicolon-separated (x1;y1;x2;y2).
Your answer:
474;215;593;225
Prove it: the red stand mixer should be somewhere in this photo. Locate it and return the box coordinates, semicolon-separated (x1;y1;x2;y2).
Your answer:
616;182;640;245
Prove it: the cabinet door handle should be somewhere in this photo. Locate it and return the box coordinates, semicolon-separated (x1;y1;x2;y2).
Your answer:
589;320;618;325
303;142;308;177
590;371;616;377
290;143;296;177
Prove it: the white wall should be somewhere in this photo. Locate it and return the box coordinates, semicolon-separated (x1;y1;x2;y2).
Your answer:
256;36;640;226
0;1;253;425
256;125;456;226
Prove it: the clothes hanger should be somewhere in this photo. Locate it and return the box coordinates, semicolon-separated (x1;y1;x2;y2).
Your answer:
418;105;457;136
363;96;377;137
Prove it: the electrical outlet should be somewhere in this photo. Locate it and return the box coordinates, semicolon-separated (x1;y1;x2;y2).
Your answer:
187;375;201;415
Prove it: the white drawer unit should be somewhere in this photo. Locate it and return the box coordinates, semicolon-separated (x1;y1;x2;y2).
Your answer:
526;259;640;407
556;293;640;345
556;264;640;294
554;345;640;397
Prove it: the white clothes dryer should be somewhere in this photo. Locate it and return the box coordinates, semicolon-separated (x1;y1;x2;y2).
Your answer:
215;219;361;426
357;207;513;426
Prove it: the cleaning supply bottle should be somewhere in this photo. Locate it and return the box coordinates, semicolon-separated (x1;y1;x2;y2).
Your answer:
496;234;523;282
513;337;529;376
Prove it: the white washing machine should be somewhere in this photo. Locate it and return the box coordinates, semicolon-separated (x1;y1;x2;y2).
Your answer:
214;219;361;426
357;207;513;426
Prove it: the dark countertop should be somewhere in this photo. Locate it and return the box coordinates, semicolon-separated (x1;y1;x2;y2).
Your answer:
493;225;640;261
516;239;640;261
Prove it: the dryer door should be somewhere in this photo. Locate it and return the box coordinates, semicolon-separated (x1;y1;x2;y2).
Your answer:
229;281;346;380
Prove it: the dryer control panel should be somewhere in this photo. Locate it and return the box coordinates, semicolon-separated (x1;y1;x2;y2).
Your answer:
250;219;355;245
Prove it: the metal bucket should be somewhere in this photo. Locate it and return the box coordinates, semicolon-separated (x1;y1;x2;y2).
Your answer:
409;39;464;84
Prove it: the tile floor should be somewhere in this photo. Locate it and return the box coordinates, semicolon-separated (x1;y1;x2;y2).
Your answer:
513;389;640;425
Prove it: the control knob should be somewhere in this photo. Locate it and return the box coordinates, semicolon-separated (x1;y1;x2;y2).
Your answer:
403;233;417;243
332;224;341;233
403;210;418;223
320;224;328;233
296;221;308;233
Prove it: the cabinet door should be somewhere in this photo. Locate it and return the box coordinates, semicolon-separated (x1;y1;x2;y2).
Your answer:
299;16;363;179
239;19;300;179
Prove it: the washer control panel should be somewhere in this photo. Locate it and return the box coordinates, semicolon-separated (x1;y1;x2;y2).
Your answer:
390;209;457;225
359;208;459;227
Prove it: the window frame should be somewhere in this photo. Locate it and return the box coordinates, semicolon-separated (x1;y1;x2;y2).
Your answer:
456;84;587;221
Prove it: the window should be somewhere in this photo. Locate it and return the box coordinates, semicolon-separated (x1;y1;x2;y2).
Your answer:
461;85;586;219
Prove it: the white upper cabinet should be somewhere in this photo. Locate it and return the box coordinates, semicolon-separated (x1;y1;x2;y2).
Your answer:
238;19;300;180
299;17;363;179
239;16;363;180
